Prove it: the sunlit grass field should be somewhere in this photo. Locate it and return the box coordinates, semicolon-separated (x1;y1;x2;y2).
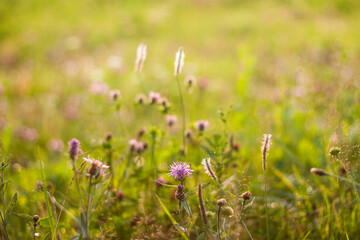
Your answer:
1;0;360;239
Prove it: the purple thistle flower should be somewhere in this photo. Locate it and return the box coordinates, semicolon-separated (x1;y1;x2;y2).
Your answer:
168;162;194;181
68;138;80;161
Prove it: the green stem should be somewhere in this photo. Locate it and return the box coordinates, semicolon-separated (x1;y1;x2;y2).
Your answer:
264;169;270;240
217;207;221;240
1;167;9;240
176;75;186;155
240;200;254;240
72;161;85;211
85;176;93;239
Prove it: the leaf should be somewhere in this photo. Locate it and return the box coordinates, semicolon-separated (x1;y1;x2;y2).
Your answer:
201;145;217;161
13;212;33;223
156;194;189;240
181;200;192;218
5;192;17;224
80;212;87;237
154;181;177;188
0;180;11;192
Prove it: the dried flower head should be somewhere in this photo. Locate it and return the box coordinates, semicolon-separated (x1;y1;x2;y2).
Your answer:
198;183;208;227
310;168;327;176
195;120;209;131
241;191;252;201
261;134;272;170
168;162;194;181
165;115;178;127
84;157;109;178
201;158;217;180
329;147;341;157
217;198;227;208
174;47;185;76
148;91;161;104
134;42;147;72
135;93;147;104
68;138;80;161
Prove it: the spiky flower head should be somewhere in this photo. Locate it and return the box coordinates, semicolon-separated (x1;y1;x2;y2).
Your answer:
217;198;227;208
168;162;193;181
201;158;217;180
174;47;185;76
84;156;109;178
134;42;147;72
241;191;252;201
148;91;161;104
68;138;80;161
261;134;272;170
135;93;147;104
195;120;209;131
165;115;178;127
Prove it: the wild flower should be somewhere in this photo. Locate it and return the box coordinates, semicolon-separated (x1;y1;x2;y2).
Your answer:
241;191;252;201
165;115;178;127
135;93;147;104
184;129;193;139
174;47;185;76
48;138;64;153
201;158;217;180
195;120;209;131
109;89;121;100
83;157;110;178
135;42;147;72
185;75;196;88
261;134;272;171
168;162;193;181
148;91;161;104
68;138;80;161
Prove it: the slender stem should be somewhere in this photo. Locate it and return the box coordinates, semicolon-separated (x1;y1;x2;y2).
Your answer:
326;172;360;187
86;176;93;239
1;167;9;240
264;170;270;240
240;199;254;240
217;207;221;240
72;161;85;211
137;72;147;93
337;157;360;206
176;75;186;154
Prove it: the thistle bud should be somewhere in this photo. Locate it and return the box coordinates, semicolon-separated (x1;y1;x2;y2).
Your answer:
222;206;234;217
241;191;252;201
175;184;186;202
217;198;227;208
310;168;327;176
33;215;40;223
329;147;340;157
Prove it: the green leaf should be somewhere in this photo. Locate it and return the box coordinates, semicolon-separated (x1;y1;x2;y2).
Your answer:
181;200;192;218
0;180;10;192
5;192;17;224
13;212;33;223
156;194;189;240
201;145;217;161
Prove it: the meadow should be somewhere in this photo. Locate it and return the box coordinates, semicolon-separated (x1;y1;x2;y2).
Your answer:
1;0;360;239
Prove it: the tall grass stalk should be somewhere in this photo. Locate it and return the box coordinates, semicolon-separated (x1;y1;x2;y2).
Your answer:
0;154;9;240
263;169;270;240
176;75;186;154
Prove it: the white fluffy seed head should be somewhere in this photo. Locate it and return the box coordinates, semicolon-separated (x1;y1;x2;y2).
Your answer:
174;47;185;76
135;42;147;72
261;134;272;170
